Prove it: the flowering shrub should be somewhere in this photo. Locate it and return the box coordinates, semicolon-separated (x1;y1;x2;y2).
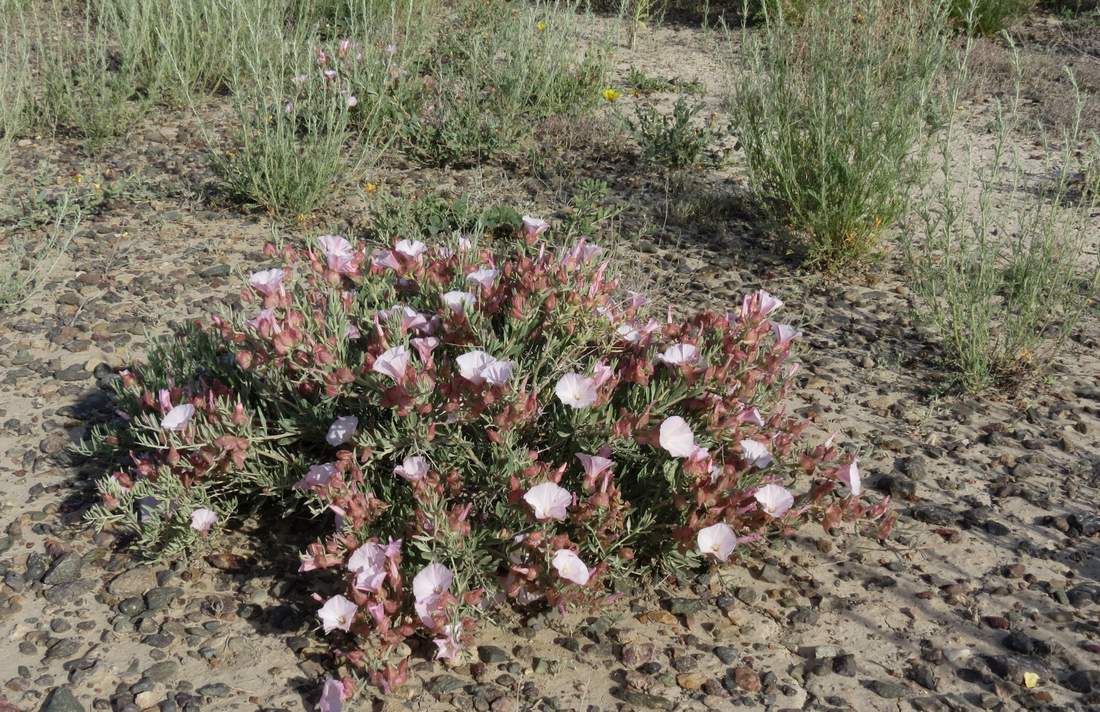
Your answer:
84;217;891;705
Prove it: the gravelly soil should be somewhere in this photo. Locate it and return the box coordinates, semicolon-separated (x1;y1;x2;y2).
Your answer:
3;10;1100;712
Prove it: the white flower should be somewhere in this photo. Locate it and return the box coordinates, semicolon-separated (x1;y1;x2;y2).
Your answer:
394;455;429;482
413;562;453;603
552;549;590;585
317;595;358;633
554;373;597;408
456;350;512;386
325;416;358;446
754;484;794;518
657;343;700;366
373;345;410;382
838;459;862;497
696;523;737;562
659;416;696;458
740;439;773;468
395;239;427;258
348;542;387;592
189;508;217;534
523;482;572;521
466;268;499;288
442;290;476;313
249;268;285;296
161;404;195;431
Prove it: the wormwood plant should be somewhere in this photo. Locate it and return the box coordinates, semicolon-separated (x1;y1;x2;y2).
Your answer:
0;196;81;314
728;0;950;268
628;96;717;175
82;216;889;704
947;0;1036;35
906;50;1100;391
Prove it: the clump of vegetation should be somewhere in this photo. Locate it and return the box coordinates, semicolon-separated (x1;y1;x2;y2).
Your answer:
728;0;950;268
82;217;888;702
907;54;1100;391
628;96;717;176
948;0;1036;35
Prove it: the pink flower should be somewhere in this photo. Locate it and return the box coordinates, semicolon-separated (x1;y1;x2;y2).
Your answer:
442;290;476;312
318;235;355;273
754;484;794;518
189;508;217;534
552;549;590;585
739;407;765;427
296;462;337;489
627;291;649;309
457;351;513;386
395;239;428;259
657;343;700;366
413;563;453;603
837;459;862;497
696;523;737;562
771;321;801;345
659;416;696;458
325;416;357;446
411;337;440;364
466;268;499;288
373;345;410;382
161;404;195;431
345;94;357;108
372;250;401;271
741;289;783;319
521;216;549;239
591;361;614;387
740;439;773;468
616;320;660;344
249;268;285;296
245;308;281;334
318;678;344;712
394;455;428;482
554;373;597;408
523;481;572;521
348;542;388;592
576;453;613;480
317;595;358;633
433;624;463;660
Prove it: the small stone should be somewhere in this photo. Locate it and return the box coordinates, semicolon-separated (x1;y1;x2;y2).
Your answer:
676;672;706;690
906;664;939;691
666;598;704;615
730;666;761;693
1064;669;1100;693
43;687;84;712
833;654;857;676
196;683;230;698
868;679;909;698
713;646;738;665
476;645;510;664
142;661;179;683
109;568;158;596
621;643;656;667
43;554;84;586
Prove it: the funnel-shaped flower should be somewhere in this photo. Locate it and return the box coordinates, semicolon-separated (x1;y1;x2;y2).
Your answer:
837;460;862;497
657;343;700;366
318;235;355;273
466;268;499;289
394;455;428;482
373;345;410;382
696;523;737;562
521;216;549;239
413;562;453;603
552;549;590;585
755;484;794;518
659;416;696;458
348;542;388;592
161;404;195;431
296;463;337;489
317;595;358;633
326;416;357;446
249;268;284;296
395;239;428;259
189;508;217;534
318;678;344;712
740;439;773;468
442;290;476;313
555;373;597;409
523;481;572;521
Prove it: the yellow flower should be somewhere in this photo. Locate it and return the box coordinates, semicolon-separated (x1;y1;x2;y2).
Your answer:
365;182;378;193
296;213;307;224
1023;672;1039;689
601;88;622;102
536;21;546;32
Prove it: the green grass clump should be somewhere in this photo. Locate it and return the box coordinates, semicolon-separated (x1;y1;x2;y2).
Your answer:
728;0;950;268
907;53;1100;391
947;0;1036;35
